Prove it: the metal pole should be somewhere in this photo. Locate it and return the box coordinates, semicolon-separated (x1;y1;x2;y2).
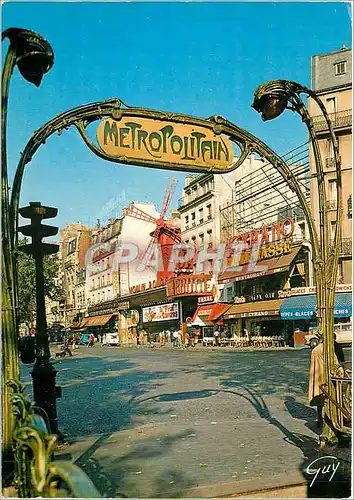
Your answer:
22;212;61;436
1;41;19;483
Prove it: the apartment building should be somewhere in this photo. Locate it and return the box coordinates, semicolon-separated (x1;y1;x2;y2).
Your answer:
58;223;93;326
309;46;352;283
179;155;263;248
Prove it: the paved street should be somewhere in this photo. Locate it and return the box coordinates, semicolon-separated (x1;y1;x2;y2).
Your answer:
20;346;350;497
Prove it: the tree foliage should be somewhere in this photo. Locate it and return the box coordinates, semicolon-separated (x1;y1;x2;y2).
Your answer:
16;238;62;328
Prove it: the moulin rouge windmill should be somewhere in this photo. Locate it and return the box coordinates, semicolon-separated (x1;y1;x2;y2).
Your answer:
124;179;182;281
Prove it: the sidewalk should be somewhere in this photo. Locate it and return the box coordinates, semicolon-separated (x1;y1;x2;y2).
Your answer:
54;415;317;498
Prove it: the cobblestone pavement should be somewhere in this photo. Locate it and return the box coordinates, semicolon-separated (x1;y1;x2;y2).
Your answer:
20;346;351;498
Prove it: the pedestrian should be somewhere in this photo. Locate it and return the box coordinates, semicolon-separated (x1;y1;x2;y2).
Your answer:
172;330;179;347
88;332;95;348
166;329;171;345
72;335;78;350
242;328;250;346
213;329;220;346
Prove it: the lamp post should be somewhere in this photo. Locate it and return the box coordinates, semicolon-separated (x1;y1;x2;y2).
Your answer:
252;80;343;444
1;28;54;475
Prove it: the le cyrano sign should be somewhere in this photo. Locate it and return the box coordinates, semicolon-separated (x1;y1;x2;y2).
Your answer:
96;116;234;169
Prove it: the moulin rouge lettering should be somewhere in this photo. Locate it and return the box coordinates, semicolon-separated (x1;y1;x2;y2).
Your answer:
97;117;234;168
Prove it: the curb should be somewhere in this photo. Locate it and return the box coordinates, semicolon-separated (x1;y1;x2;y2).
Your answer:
168;473;307;498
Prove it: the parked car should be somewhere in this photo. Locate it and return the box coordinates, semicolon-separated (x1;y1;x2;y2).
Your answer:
305;323;352;349
103;332;120;346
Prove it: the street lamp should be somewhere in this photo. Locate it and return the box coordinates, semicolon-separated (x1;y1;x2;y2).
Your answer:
252;79;343;445
1;27;54;479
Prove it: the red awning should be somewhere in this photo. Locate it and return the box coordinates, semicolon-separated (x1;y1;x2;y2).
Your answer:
192;304;230;324
209;304;230;321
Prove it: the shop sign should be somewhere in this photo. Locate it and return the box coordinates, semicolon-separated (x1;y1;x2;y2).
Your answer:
278;283;352;298
113;271;119;294
234;291;278;303
226;239;292;269
97;117;234;170
142;302;179;323
166;274;216;297
230;217;295;249
116;301;130;311
227;310;278;319
129;278;167;294
198;295;214;304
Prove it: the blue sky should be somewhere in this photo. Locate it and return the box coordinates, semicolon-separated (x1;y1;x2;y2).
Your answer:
2;1;352;229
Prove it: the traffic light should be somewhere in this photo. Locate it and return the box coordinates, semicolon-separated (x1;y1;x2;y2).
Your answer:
18;202;59;255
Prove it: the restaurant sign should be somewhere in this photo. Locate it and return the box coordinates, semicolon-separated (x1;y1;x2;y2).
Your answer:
97;117;234;170
142;303;179;323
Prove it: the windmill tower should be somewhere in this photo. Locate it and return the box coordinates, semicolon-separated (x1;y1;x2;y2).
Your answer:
124;179;181;282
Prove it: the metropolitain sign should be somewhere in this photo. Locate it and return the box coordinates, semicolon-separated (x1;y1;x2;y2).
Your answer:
97;117;234;169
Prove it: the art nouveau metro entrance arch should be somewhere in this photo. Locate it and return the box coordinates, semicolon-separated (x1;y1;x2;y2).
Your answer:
2;28;344;497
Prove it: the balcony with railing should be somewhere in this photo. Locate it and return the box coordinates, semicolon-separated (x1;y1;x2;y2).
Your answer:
312;109;352;132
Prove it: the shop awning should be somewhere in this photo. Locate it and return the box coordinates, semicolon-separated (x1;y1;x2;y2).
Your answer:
223;299;282;319
218;246;302;283
191;304;230;325
70;322;83;330
280;293;352;320
80;314;114;327
209;304;230;321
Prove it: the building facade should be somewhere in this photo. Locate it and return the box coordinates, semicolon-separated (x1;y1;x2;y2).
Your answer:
58;223;93;327
309;46;352;283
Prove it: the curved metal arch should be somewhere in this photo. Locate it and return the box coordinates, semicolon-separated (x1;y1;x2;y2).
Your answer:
11;99;319;264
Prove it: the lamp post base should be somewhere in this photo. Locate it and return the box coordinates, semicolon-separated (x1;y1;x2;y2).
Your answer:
31;357;61;436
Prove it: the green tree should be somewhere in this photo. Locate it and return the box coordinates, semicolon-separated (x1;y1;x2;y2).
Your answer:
16;238;62;329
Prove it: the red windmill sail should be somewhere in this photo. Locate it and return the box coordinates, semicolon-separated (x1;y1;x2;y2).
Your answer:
124;178;181;281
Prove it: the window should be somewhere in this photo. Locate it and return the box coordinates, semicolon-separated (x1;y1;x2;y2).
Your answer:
199;208;204;224
185;215;189;229
326;97;337;114
330;221;336;241
334;61;347;76
328;180;337;202
206;204;212;220
191;212;196;226
348;195;352;219
67;238;76;254
199;233;204;244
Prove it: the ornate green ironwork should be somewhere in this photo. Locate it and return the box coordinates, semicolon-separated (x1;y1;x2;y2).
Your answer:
253;79;344;446
7;379;100;497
